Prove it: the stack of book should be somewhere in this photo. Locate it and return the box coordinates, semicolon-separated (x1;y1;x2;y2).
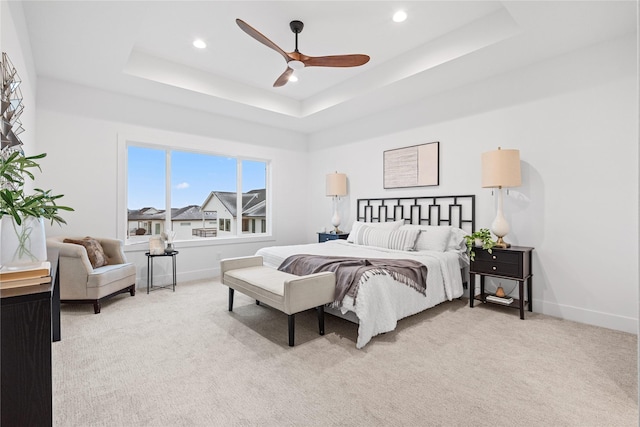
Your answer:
0;262;51;290
486;294;514;305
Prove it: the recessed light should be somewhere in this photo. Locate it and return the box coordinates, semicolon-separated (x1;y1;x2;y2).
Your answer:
393;10;407;23
193;39;207;49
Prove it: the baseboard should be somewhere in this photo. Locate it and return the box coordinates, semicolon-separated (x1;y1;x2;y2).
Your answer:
463;289;637;334
534;299;638;335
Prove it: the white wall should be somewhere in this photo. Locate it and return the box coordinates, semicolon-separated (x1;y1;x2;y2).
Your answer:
307;35;638;334
34;79;310;284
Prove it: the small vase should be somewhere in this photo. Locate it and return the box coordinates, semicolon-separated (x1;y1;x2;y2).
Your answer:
0;216;47;269
165;243;174;253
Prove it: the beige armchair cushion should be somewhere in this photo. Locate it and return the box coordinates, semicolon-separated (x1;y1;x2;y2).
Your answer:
47;236;136;313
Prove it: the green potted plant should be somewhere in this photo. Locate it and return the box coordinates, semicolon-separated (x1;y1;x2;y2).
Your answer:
464;228;495;261
0;151;73;267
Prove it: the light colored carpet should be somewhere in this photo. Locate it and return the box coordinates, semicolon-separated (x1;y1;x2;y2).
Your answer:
53;279;638;426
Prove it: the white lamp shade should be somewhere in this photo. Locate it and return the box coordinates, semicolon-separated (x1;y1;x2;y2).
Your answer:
481;148;521;188
326;173;347;197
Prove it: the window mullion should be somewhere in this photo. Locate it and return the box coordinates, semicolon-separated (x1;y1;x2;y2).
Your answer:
166;150;172;233
236;160;242;236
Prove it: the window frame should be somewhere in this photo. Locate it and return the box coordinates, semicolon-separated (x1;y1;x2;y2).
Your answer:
117;135;273;250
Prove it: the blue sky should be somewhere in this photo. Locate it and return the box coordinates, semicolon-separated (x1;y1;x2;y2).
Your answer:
127;146;266;209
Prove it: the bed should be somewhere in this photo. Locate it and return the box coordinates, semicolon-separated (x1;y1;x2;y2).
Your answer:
256;195;475;348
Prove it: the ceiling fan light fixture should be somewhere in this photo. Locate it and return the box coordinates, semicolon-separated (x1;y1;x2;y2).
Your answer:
288;74;298;83
236;19;369;88
193;39;207;49
393;10;408;23
288;60;305;70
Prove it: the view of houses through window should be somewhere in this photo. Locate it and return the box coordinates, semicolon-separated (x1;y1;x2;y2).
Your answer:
127;145;268;243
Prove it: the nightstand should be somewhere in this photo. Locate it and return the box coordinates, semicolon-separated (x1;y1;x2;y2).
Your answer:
469;246;534;319
317;232;349;243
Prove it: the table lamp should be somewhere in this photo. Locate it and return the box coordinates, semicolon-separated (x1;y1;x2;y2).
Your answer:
481;147;521;248
326;172;347;233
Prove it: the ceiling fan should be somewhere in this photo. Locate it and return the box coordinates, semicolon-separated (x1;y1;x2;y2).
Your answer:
236;19;370;87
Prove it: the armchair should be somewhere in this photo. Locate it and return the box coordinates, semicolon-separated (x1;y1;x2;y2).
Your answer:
46;236;136;314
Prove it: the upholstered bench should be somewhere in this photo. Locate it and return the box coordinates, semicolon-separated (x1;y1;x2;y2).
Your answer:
221;255;336;346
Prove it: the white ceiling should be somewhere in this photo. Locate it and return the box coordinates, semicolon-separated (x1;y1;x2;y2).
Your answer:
20;1;637;135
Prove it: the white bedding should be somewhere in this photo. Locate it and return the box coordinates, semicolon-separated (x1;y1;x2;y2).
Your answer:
255;240;464;348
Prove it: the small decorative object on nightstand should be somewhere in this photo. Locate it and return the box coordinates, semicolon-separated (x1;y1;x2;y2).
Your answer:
317;232;349;243
469;246;533;319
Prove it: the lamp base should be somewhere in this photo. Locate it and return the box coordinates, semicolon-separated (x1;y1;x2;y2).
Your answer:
494;236;511;248
333;227;343;234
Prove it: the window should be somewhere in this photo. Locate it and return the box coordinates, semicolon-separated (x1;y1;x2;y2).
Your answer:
127;147;165;239
241;160;267;235
125;143;269;244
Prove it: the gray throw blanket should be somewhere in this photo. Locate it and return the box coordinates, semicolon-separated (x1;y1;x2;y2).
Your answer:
277;255;428;306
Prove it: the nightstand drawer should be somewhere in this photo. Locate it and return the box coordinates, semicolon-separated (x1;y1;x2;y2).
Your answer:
471;260;521;278
474;249;520;264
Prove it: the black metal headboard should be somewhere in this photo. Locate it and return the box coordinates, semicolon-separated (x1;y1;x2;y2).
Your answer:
356;195;475;234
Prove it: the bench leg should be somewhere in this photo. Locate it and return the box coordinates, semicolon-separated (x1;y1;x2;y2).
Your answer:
288;314;295;347
256;300;260;306
318;305;325;335
228;288;234;311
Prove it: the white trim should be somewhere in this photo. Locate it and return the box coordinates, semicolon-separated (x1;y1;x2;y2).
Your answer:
165;150;172;228
236;159;242;236
116;134;128;241
125;234;276;254
535;299;638;335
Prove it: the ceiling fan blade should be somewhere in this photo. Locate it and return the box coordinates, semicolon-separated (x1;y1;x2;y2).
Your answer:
236;19;290;62
273;68;294;87
302;54;370;68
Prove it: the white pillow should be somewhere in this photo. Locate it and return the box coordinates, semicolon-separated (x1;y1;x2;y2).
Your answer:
447;227;468;252
354;225;421;251
347;219;404;243
399;225;451;252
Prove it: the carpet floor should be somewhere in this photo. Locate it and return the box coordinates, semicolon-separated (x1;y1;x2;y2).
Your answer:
53;279;638;426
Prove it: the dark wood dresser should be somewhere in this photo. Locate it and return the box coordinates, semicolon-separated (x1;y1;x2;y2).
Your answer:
1;254;59;426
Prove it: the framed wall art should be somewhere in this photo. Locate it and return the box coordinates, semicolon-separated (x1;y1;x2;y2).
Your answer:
383;141;439;189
